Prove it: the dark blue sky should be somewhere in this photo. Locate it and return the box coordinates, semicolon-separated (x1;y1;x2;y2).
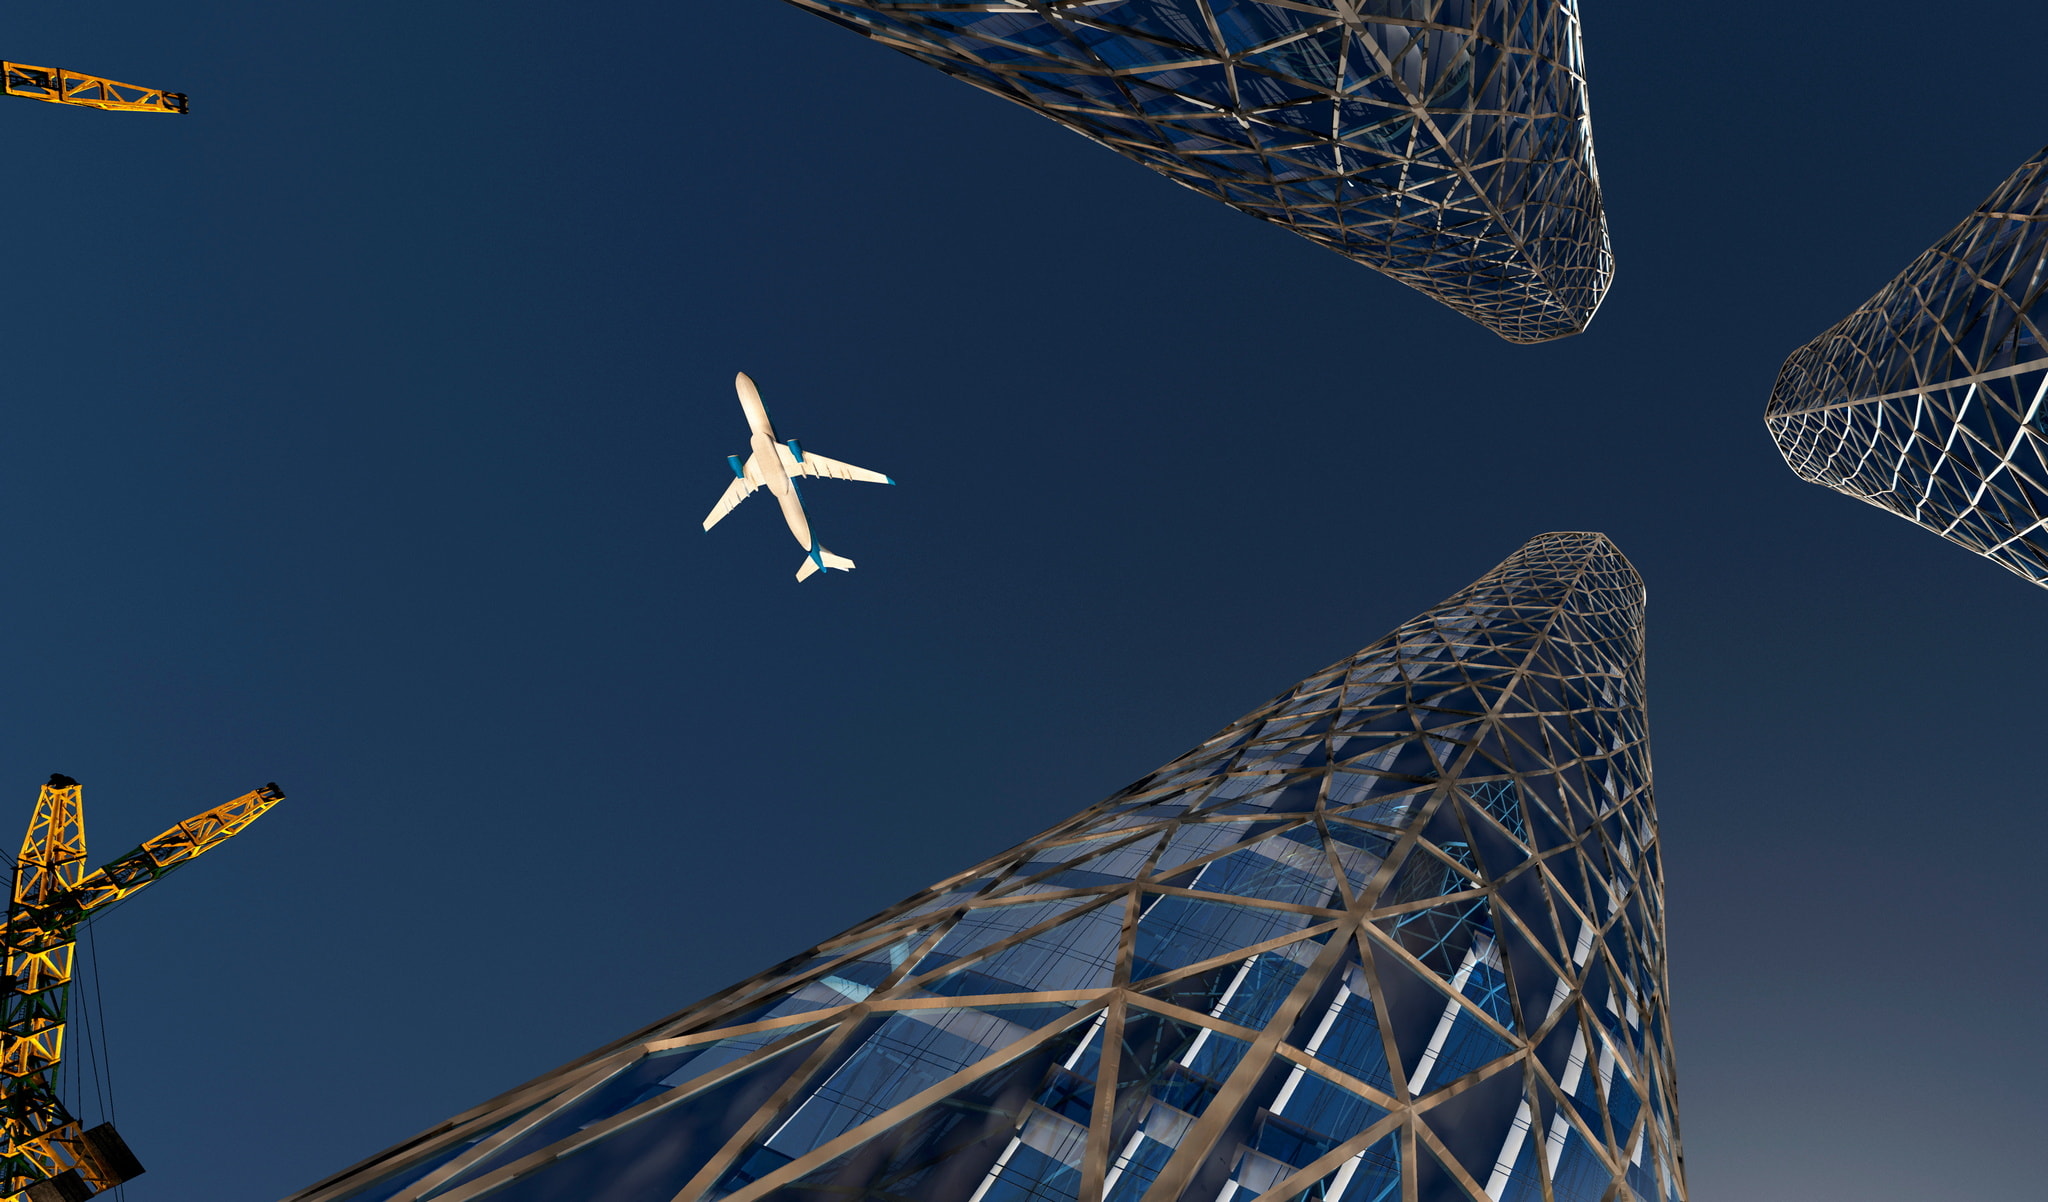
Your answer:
3;3;2042;1199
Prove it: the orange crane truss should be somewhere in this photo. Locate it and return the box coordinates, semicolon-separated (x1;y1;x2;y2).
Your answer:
1;62;185;114
1;777;282;1199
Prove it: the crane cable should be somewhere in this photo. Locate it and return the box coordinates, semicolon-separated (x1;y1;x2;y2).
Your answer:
76;924;124;1200
86;924;116;1124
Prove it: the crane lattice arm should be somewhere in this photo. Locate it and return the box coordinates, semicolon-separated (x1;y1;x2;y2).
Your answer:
2;62;185;114
0;777;282;1200
71;786;283;913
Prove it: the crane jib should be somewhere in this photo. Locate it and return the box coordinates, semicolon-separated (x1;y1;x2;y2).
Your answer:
0;62;186;114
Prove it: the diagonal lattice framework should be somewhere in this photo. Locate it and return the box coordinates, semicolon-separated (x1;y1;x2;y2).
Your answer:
1766;144;2048;588
778;1;1612;344
289;531;1683;1202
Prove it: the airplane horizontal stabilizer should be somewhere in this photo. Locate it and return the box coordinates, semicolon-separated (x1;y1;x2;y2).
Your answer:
795;549;856;581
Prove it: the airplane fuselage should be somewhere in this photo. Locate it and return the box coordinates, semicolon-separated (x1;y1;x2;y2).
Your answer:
737;380;814;552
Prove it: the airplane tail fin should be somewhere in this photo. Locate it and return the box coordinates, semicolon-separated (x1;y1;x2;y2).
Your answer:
795;548;857;581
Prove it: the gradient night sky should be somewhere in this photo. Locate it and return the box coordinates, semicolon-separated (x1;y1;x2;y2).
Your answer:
3;3;2043;1199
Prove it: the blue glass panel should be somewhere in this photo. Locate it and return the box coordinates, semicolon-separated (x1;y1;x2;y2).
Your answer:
923;902;1125;993
1135;943;1310;1038
1218;949;1311;1030
981;1140;1082;1202
1114;1014;1249;1119
1625;1138;1658;1202
1603;1058;1642;1144
1273;1072;1386;1150
1298;975;1392;1093
1153;820;1284;873
1166;837;1337;907
1412;1003;1516;1095
1464;780;1527;841
760;1007;1046;1160
1418;1066;1522;1193
1133;895;1316;981
1411;1138;1481;1202
1102;1124;1178;1202
329;1114;522;1202
443;1029;825;1191
461;1037;826;1202
1546;1122;1614;1202
1315;1132;1403;1202
1249;1070;1385;1171
1483;1105;1545;1202
749;1023;1102;1202
928;900;1095;964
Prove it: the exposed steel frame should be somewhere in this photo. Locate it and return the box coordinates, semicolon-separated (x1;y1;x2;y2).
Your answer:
0;778;282;1199
1;63;185;114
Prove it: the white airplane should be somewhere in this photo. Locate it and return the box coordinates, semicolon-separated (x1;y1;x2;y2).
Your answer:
702;372;895;580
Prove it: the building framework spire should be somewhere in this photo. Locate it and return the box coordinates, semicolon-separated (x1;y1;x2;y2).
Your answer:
290;531;1682;1202
774;1;1612;344
1767;143;2048;588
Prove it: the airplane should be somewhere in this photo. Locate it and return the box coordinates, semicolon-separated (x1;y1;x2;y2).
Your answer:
702;372;895;580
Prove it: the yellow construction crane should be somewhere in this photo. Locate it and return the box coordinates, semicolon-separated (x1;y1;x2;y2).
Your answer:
1;775;282;1201
1;62;184;114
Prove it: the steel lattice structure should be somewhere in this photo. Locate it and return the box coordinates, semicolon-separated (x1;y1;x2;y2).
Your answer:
1;776;284;1201
0;63;186;114
1766;144;2048;588
291;531;1683;1202
780;1;1611;343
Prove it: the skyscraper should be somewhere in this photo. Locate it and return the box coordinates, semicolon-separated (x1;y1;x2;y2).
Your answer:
291;531;1683;1202
779;2;1612;344
1766;145;2048;588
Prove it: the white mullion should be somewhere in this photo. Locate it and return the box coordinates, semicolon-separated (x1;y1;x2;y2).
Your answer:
1100;1129;1149;1197
1483;1099;1534;1200
964;1135;1025;1202
1407;947;1482;1095
1182;956;1259;1067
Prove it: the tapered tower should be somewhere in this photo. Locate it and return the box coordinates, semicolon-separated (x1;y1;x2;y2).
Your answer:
778;1;1613;344
291;531;1683;1202
1767;144;2048;588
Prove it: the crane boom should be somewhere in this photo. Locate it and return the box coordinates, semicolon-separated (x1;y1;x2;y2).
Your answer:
1;62;185;114
71;787;283;913
0;777;282;1200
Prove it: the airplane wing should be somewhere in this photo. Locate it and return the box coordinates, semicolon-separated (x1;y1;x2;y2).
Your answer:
703;458;763;531
775;445;894;485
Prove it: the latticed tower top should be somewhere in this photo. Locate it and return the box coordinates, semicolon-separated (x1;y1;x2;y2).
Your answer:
1765;144;2048;587
292;531;1682;1202
782;1;1613;343
1767;146;2048;418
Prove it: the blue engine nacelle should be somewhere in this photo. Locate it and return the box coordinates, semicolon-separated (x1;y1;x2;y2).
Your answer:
785;438;804;462
726;454;746;478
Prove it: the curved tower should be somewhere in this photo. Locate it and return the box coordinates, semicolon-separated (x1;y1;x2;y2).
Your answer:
291;531;1683;1202
1766;145;2048;588
782;1;1612;343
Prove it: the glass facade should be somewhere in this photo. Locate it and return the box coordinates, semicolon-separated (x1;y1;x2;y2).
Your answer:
290;531;1684;1202
779;1;1612;344
1766;144;2048;588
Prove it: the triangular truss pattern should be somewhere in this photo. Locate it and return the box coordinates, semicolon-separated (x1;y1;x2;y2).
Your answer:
288;531;1684;1202
778;1;1611;344
1766;144;2048;588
